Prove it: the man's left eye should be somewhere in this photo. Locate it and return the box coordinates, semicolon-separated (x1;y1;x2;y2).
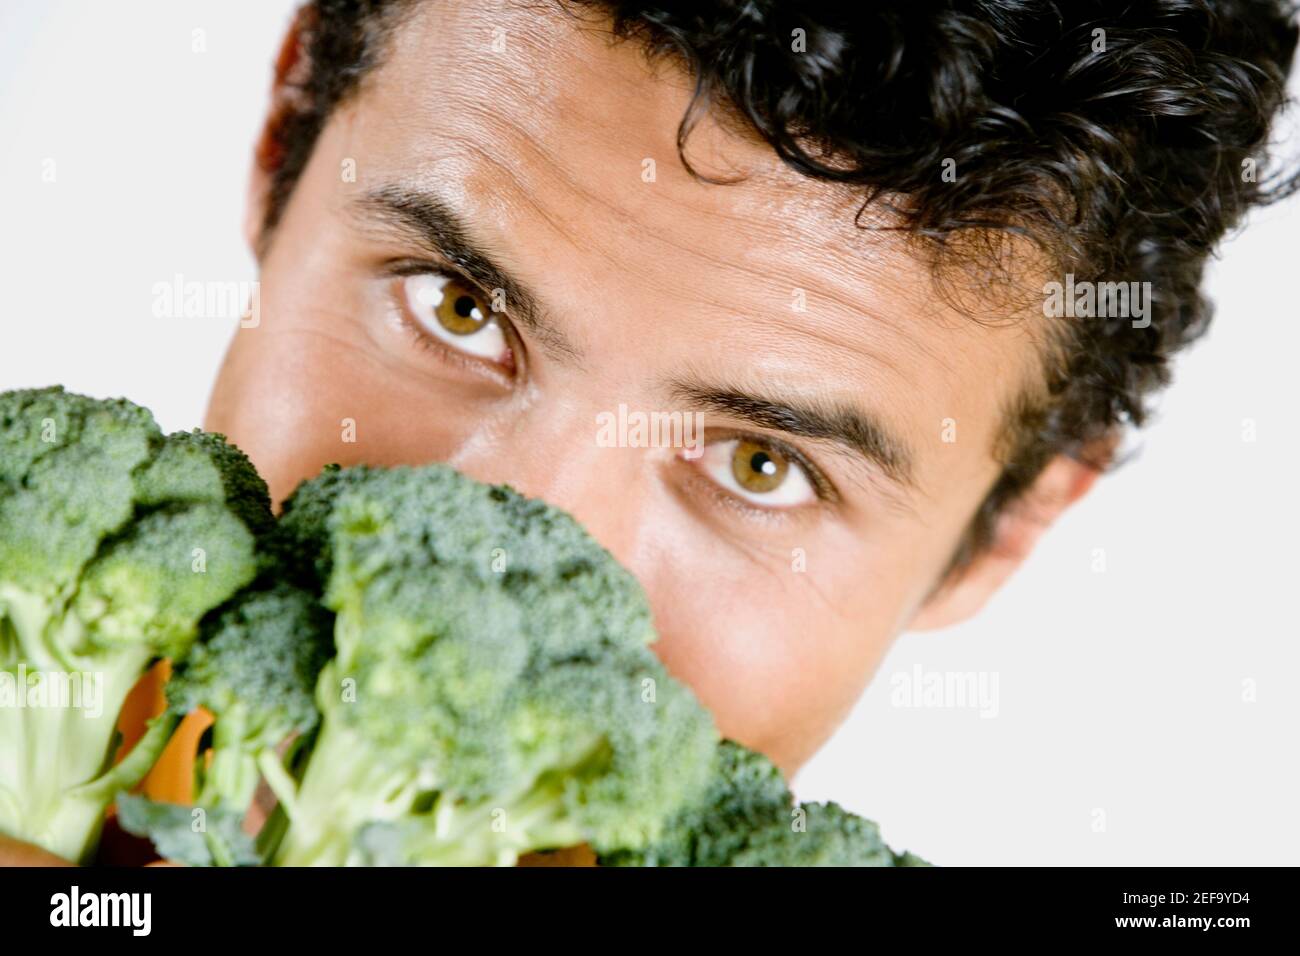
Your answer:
402;272;509;361
698;438;817;508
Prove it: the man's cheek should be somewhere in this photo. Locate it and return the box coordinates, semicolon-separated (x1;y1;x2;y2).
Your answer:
206;323;455;506
645;576;844;773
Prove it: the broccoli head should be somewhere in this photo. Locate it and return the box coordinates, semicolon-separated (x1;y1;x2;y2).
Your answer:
0;387;269;861
260;464;719;866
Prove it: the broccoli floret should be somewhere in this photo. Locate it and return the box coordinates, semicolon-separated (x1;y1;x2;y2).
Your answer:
601;741;789;866
256;464;719;866
134;429;274;539
0;387;269;862
167;585;331;809
729;800;900;866
117;584;331;866
603;740;928;867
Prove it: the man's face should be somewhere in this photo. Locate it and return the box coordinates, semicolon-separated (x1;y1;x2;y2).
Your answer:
208;0;1046;773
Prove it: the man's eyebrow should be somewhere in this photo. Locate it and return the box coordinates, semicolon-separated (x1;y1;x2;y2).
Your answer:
353;185;580;362
668;377;916;489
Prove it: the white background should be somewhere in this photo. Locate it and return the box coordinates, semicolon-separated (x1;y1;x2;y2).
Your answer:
2;1;1296;865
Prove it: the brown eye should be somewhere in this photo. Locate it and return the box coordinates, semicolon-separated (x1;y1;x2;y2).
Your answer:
731;439;789;493
435;278;490;336
402;273;509;362
698;437;817;508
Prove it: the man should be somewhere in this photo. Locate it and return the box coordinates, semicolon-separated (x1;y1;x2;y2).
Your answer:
4;0;1296;863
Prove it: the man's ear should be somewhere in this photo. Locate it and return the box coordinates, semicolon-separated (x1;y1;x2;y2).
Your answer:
908;450;1105;631
244;5;315;257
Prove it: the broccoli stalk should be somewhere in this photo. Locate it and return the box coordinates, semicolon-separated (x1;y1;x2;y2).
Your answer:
0;592;157;860
195;710;265;815
353;760;617;867
261;695;425;867
0;682;176;863
0;387;270;862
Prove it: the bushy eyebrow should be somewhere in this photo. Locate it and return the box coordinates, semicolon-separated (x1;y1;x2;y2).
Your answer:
668;377;916;490
352;185;581;362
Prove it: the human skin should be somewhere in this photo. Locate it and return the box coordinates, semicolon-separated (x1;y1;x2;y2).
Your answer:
205;0;1098;778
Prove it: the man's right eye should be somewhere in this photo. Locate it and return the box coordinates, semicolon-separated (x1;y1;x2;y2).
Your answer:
401;272;511;364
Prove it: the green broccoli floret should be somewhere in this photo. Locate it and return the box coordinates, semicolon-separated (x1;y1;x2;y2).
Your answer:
116;584;331;866
600;741;788;866
186;585;331;857
729;800;901;866
255;464;719;866
168;585;331;809
602;740;928;867
0;386;269;862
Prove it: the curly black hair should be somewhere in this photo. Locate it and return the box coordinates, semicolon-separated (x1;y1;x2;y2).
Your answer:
256;0;1298;569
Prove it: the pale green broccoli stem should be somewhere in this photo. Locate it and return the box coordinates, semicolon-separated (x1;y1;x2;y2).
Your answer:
409;778;590;867
256;748;301;820
409;733;615;867
249;748;301;862
272;715;429;866
1;585;189;862
343;738;608;867
0;587;167;862
193;705;263;814
1;585;84;673
2;712;176;863
189;709;276;867
0;700;123;859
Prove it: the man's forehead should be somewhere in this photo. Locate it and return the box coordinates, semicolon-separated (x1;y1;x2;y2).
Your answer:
371;1;909;274
351;0;1048;469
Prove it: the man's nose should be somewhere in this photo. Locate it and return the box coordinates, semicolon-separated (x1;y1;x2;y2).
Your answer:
443;404;645;567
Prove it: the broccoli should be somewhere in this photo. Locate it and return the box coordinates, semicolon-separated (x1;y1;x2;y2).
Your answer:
117;584;333;866
0;387;269;862
268;465;720;865
602;740;929;867
124;464;719;866
105;456;922;868
168;584;331;813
